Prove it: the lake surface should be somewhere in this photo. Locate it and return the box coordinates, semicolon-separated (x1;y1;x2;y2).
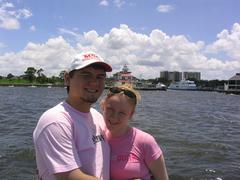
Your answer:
0;86;239;180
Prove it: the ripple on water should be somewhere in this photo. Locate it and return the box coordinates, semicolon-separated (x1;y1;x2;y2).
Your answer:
1;87;240;179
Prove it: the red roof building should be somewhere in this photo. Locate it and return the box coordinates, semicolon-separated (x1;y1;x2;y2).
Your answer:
113;64;135;86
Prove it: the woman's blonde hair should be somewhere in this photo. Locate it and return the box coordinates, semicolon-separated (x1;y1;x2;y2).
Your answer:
100;84;141;111
117;84;141;104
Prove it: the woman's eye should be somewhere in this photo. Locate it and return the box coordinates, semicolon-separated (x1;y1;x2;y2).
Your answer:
106;107;113;112
119;112;126;116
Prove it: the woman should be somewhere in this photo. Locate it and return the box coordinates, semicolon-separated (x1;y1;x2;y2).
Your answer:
101;85;169;180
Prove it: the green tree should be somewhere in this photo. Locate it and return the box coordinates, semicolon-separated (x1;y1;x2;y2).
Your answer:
7;73;14;79
36;68;48;83
24;67;37;82
36;68;44;77
59;70;66;81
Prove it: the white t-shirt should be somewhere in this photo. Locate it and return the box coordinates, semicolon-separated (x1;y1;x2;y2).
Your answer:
33;101;110;180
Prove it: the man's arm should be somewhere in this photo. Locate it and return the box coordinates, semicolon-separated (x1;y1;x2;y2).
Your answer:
55;168;101;180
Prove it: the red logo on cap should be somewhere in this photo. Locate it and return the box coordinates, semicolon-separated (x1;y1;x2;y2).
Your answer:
83;53;101;61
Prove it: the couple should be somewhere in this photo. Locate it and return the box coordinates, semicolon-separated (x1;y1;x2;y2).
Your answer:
33;51;169;180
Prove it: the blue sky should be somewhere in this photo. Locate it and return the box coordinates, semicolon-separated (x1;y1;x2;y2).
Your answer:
0;0;240;80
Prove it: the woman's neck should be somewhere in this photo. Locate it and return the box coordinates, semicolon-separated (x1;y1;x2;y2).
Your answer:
107;126;131;139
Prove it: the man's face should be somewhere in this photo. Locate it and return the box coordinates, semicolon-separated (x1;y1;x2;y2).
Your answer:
67;66;106;104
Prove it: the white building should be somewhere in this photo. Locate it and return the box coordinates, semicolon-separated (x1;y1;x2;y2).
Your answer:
224;73;240;93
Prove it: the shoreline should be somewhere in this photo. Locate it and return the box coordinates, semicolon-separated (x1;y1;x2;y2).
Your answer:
1;83;239;94
0;83;64;87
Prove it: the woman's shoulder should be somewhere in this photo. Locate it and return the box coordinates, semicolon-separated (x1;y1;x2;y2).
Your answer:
132;127;162;156
133;127;156;143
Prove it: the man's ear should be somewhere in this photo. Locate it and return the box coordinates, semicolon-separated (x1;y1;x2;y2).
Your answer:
64;72;70;86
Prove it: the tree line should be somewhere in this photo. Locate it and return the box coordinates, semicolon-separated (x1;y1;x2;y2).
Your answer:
0;67;65;85
0;66;227;89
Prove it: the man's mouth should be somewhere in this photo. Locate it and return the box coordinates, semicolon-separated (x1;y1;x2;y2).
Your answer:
85;88;97;93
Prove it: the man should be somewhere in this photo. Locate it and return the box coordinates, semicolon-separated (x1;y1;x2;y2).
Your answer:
33;51;112;180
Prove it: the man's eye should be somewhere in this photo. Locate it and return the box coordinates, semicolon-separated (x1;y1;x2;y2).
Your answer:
79;74;92;78
79;73;90;76
97;76;106;80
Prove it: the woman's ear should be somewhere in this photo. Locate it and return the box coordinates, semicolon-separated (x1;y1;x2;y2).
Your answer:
100;100;105;111
64;72;70;86
130;108;135;119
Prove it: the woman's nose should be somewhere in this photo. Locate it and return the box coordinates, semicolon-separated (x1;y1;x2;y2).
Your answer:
109;112;119;122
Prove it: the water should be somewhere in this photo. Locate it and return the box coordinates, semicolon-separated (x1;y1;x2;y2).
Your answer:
0;87;239;180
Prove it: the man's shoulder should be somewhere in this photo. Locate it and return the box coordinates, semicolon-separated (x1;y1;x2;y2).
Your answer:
33;102;71;140
40;102;66;118
37;102;70;128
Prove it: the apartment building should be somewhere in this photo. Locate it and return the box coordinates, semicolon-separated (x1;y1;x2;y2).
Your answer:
160;71;201;81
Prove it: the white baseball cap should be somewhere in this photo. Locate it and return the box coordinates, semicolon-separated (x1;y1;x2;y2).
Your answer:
69;51;112;72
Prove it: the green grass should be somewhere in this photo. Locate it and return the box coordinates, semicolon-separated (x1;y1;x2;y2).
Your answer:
0;79;30;84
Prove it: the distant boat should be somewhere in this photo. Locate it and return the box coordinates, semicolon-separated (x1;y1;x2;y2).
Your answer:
134;82;167;91
156;83;167;90
8;85;14;87
168;80;197;90
29;85;37;88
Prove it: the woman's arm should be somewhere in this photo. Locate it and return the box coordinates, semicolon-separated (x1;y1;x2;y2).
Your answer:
148;155;169;180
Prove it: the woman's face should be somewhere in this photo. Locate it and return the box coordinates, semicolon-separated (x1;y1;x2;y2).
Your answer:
103;94;135;132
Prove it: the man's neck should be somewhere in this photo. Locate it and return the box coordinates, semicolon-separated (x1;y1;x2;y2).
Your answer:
66;97;91;113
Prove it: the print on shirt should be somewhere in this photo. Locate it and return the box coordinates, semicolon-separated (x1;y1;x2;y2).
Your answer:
92;134;105;144
112;152;139;163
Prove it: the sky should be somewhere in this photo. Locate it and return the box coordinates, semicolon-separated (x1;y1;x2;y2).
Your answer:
0;0;240;80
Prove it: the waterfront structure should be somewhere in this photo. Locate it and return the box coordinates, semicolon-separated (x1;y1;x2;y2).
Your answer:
160;71;201;82
183;72;201;81
160;71;182;82
113;65;166;90
168;80;197;90
113;64;136;86
224;73;240;94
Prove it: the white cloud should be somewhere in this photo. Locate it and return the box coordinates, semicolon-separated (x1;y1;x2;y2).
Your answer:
0;42;6;48
99;0;109;6
59;28;80;38
114;0;125;8
16;8;32;19
0;1;32;30
99;0;126;8
205;23;240;60
157;4;174;13
0;36;76;76
1;24;239;80
30;25;36;32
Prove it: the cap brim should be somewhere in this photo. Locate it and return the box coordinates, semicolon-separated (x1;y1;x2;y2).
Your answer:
92;62;112;72
71;60;112;72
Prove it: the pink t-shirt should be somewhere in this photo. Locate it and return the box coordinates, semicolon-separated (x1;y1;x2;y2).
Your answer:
33;101;110;180
107;127;162;180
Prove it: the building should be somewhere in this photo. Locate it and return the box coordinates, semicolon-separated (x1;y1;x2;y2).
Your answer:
113;64;135;86
160;71;201;82
183;72;201;80
224;73;240;94
160;71;182;82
